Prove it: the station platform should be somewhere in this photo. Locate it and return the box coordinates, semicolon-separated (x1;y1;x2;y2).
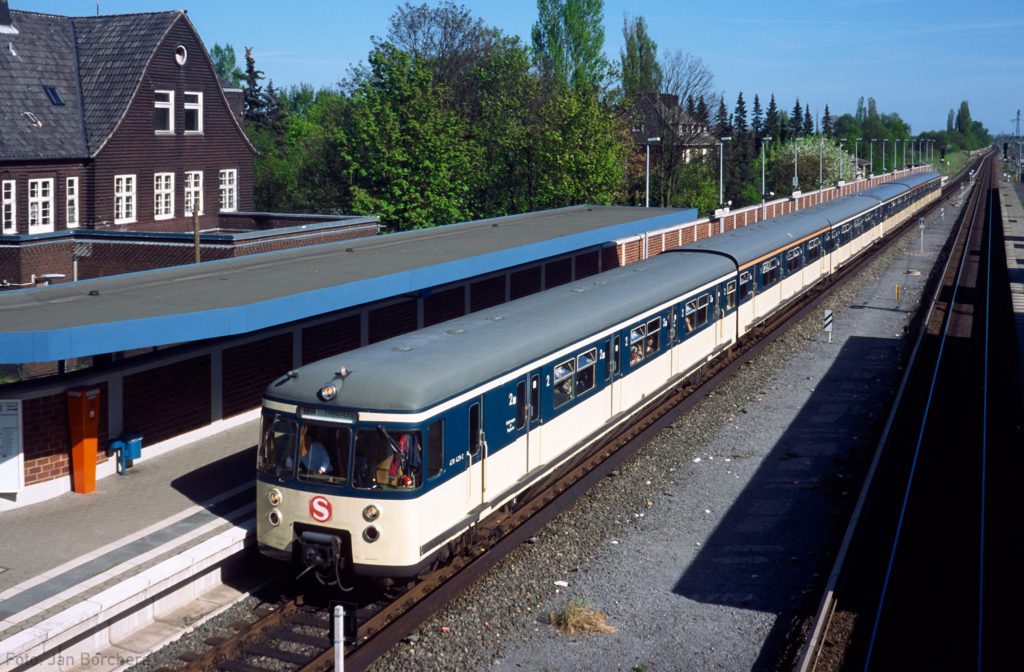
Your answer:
0;420;260;671
999;177;1024;406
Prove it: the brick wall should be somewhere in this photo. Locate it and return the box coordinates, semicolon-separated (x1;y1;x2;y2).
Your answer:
368;300;417;344
302;315;361;365
21;385;109;486
510;266;542;300
124;355;210;444
222;335;291;418
424;286;465;327
470;275;505;312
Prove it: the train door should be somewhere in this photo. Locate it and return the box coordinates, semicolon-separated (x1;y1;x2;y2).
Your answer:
527;372;542;471
607;335;622;416
466;399;484;508
482;376;530;502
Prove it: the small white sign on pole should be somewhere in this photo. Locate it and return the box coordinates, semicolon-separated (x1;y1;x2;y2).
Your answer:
334;605;344;672
823;310;833;344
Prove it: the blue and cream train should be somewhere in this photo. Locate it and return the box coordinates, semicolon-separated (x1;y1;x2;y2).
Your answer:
256;173;942;581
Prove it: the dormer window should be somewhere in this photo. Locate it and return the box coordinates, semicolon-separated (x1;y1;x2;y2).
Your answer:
154;90;173;133
175;45;188;66
184;91;202;133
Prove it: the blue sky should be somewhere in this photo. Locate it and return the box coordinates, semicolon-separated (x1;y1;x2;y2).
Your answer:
14;1;1024;135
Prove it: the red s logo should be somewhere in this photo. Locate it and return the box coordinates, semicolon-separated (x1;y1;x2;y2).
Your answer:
309;495;332;523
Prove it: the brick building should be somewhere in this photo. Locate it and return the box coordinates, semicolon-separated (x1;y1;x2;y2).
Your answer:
0;1;269;284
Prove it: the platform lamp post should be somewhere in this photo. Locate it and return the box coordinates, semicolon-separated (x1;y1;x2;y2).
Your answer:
793;140;799;192
893;139;900;171
839;138;847;183
761;135;772;218
882;138;887;174
870;139;877;177
644;136;661;208
855;138;862;179
718;136;732;211
902;138;908;169
818;137;824;203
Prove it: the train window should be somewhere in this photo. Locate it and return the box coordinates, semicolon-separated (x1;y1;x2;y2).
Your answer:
353;428;423;490
427;421;443;478
645;318;660;355
576;349;597;396
786;248;802;273
726;280;736;310
807;238;821;261
553;358;575;408
469;403;482;456
629;325;646;365
257;413;296;481
297;423;351;486
530;375;540;421
685;294;711;331
840;224;851;244
515;380;527;430
822;231;833;252
761;258;780;286
738;271;752;301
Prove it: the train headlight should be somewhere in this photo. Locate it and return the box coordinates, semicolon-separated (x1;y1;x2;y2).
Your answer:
319;384;337;401
363;525;381;543
267;489;283;506
362;504;380;522
268;509;282;527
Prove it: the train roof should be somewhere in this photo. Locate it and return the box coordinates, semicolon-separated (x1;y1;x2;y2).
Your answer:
265;251;735;414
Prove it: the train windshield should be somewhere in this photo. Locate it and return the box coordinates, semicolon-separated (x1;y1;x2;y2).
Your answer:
297;422;351;486
352;427;423;491
257;412;297;482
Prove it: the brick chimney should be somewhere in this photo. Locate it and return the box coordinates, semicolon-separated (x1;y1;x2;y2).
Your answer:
0;0;15;33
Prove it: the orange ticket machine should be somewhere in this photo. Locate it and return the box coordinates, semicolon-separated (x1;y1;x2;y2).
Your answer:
67;387;101;494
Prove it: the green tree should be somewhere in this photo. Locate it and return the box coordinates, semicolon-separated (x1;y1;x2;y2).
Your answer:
242;47;266;124
209;43;242;86
619;15;661;97
531;0;607;92
346;43;476;230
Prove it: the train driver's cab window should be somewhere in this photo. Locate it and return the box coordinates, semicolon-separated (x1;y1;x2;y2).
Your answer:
257;413;297;481
726;280;737;310
553;359;575;408
576;349;597;396
685;294;711;332
786;247;802;273
298;423;351;485
644;318;661;355
738;271;753;302
807;238;821;261
761;258;780;287
629;325;646;365
353;427;424;490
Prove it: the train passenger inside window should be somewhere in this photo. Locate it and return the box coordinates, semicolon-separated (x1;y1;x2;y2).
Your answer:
353;428;422;490
554;358;575;408
298;423;350;485
575;349;596;396
629;326;645;364
738;272;752;301
645;319;660;354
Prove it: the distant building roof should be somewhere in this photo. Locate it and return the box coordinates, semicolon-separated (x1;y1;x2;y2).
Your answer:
0;5;227;161
628;93;715;147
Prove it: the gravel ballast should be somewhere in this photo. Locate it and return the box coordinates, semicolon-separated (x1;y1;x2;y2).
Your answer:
369;202;959;672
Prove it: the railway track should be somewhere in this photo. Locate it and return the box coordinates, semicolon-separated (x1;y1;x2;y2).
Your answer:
167;176;959;672
797;152;1024;671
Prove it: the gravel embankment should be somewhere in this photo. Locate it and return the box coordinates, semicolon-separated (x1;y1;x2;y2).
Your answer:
127;202;955;672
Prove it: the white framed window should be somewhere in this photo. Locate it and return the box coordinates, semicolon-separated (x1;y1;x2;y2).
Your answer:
2;180;15;234
184;91;203;133
219;169;237;212
66;176;78;228
154;90;174;133
184;171;203;216
28;178;54;233
154;172;174;219
114;174;136;224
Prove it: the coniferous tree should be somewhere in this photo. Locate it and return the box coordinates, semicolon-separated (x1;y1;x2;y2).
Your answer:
751;94;763;144
714;98;730;139
803;106;814;136
791;98;803;137
696;96;710;127
822;104;833;137
765;94;781;142
242;47;266;123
